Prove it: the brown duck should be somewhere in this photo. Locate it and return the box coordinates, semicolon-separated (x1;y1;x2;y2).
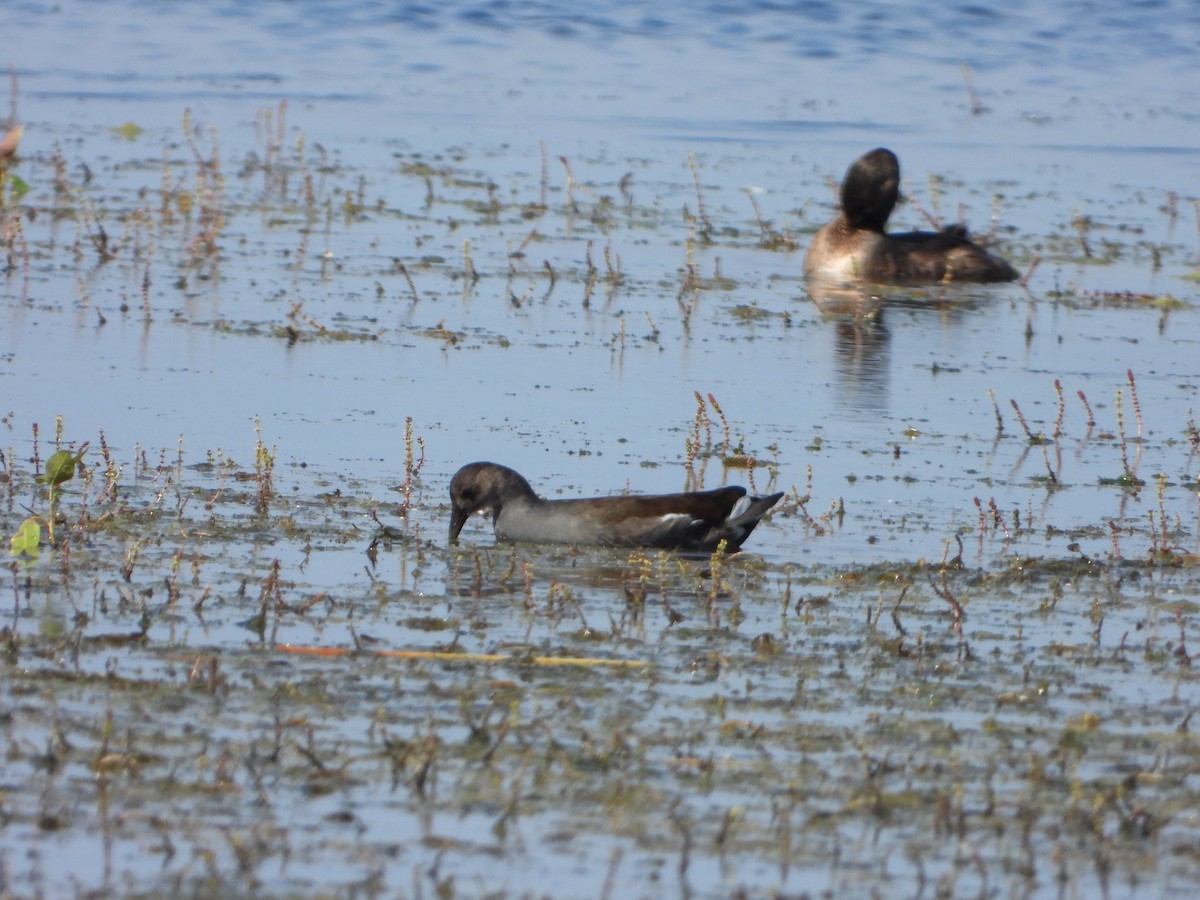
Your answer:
804;147;1018;285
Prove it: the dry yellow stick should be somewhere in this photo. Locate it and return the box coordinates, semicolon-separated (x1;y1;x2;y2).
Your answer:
275;643;647;668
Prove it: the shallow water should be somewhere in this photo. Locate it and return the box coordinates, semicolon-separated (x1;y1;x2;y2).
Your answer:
3;1;1200;897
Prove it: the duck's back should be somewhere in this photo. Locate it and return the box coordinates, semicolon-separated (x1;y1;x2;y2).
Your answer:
866;227;1018;283
805;217;1017;285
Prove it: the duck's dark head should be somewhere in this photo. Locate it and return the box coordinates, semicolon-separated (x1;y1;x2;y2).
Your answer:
449;462;536;544
840;148;900;233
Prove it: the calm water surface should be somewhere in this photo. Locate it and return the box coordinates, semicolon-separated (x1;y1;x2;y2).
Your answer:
6;1;1196;511
3;1;1200;897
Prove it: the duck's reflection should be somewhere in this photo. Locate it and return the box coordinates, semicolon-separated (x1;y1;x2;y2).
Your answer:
828;311;890;416
806;281;891;414
806;278;1013;417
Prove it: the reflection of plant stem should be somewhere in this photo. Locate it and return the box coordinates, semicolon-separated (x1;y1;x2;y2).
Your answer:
278;642;647;667
1193;198;1200;264
1174;609;1191;665
559;155;577;212
1009;399;1037;442
1018;254;1040;288
603;243;621;283
538;140;549;209
687;151;712;240
2;217;30;303
959;61;985;115
46;486;58;546
743;187;770;241
988;389;1004;433
1077;390;1096;428
1052;379;1066;439
1127;369;1143;438
929;540;965;634
396;260;419;302
1072;210;1092;258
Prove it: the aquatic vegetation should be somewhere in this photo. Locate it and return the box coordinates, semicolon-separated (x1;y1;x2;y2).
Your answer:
1;389;1197;895
2;86;1200;896
8;515;39;556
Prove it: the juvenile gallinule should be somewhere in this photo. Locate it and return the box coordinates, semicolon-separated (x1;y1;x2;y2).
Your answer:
448;462;784;552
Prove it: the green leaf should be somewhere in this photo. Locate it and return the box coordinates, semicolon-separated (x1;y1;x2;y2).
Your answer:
7;173;29;198
10;517;41;557
36;444;88;486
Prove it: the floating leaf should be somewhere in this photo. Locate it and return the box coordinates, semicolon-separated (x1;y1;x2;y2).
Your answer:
112;121;144;141
9;517;41;557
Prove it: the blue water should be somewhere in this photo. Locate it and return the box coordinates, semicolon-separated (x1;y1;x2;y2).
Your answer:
13;0;1199;243
5;0;1198;561
14;1;1200;155
4;2;1200;897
